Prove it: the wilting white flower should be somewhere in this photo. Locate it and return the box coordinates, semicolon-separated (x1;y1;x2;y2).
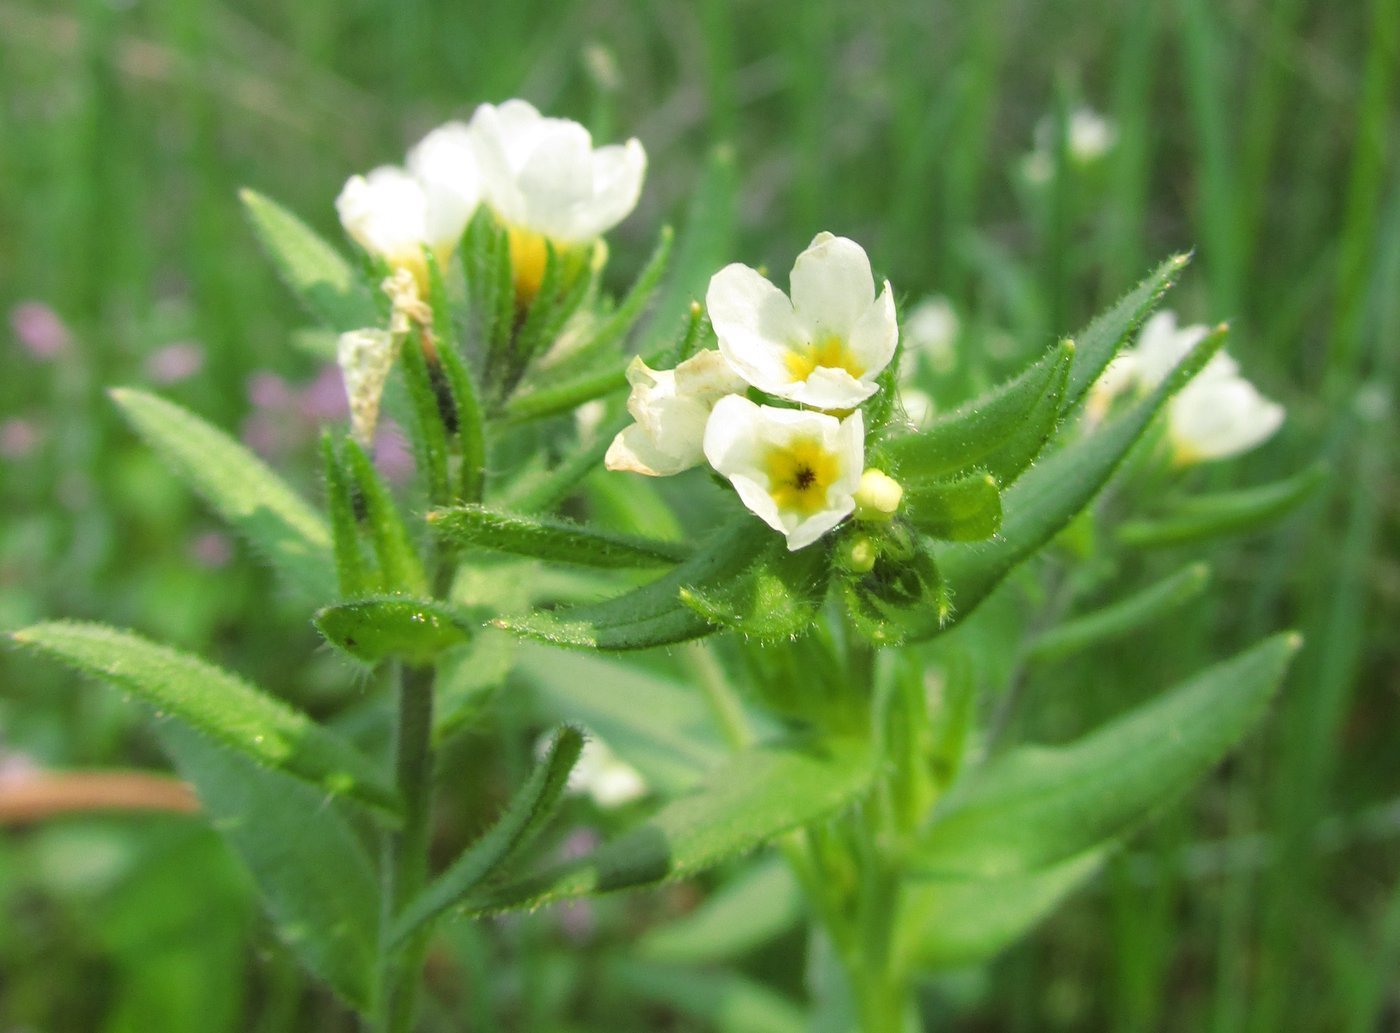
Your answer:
569;736;646;808
605;349;746;477
704;396;865;550
707;233;898;410
904;295;960;372
469;99;646;298
337;327;399;445
1085;310;1284;463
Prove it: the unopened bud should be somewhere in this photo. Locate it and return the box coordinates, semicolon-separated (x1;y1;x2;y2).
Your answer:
838;535;878;574
854;469;903;522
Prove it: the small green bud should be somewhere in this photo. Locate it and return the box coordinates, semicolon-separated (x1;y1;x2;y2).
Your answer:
838;535;879;573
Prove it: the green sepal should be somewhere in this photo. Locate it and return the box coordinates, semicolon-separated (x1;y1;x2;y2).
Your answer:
679;535;832;643
112;388;335;601
313;597;473;666
510;245;596;390
881;341;1073;484
320;433;373;597
842;533;950;645
1025;563;1211;663
398;338;453;506
1117;463;1326;548
910;324;1231;641
9;622;401;819
912;632;1300;880
341;438;429;596
495;518;773;650
239;189;379;332
428;504;691;568
556;224;675;373
465;736;875;912
903;471;1003;541
1062;252;1191;410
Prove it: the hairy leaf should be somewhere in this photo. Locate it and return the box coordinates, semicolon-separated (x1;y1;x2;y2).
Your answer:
10;622;400;818
680;537;831;642
428;505;691;568
113;388;335;600
314;597;473;665
903;471;1003;540
913;633;1299;879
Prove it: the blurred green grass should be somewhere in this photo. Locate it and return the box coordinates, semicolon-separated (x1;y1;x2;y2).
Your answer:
1;0;1396;1030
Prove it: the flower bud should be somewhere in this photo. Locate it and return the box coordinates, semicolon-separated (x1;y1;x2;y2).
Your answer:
853;469;903;522
838;535;879;574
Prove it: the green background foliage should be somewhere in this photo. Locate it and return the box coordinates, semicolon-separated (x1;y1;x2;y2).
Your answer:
1;0;1396;1030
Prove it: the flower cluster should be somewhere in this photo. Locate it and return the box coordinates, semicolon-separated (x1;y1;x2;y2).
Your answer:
606;232;902;551
1089;310;1285;464
332;100;647;443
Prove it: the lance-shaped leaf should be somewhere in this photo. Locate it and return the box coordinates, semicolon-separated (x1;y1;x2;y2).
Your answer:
342;438;428;596
428;505;691;568
881;341;1073;483
1025;563;1211;663
321;433;373;597
113;389;335;600
1062;252;1191;409
466;736;875;912
913;324;1231;641
1117;462;1327;548
903;471;1002;541
159;723;380;1012
240;189;380;332
496;517;771;650
314;597;473;666
637;857;804;964
898;847;1108;969
609;960;807;1033
390;726;583;945
10;622;400;818
679;537;831;642
912;633;1299;880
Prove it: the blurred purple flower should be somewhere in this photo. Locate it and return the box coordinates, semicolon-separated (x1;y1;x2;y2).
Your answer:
555;900;596;944
299;364;350;422
189;531;234;569
0;419;40;459
241;410;289;458
146;341;204;384
374;421;414;484
10;302;72;360
247;371;293;411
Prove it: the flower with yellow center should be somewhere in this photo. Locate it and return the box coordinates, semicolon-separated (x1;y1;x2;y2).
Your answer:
706;233;898;410
468;100;646;302
704;395;865;551
335;124;480;291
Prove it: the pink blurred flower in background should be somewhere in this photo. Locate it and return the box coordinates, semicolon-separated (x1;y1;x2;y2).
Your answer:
188;531;234;569
145;342;205;385
10;302;72;361
0;419;41;459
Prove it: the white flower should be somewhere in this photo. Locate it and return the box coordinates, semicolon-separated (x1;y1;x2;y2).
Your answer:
900;387;935;427
1085;310;1284;463
336;124;480;283
569;736;646;808
706;233;898;409
1067;107;1117;163
605;349;746;477
903;295;960;374
468;100;645;298
703;395;865;550
1168;365;1285;465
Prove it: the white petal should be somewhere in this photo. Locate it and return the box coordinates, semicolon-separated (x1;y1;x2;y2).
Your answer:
784;366;878;409
606;423;690;476
671;348;748;403
790;233;877;341
568;139;646;241
844;280;899;380
516;120;597;240
1169;376;1285;463
707;264;803;394
1134;311;1210;389
407;121;480;249
335;167;429;264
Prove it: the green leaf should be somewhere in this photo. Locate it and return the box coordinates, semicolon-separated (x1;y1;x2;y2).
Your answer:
468;736;874;911
342;438;428;596
609;960;807;1033
903;471;1002;540
919;324;1230;640
428;504;692;568
314;597;473;665
517;645;729;795
390;726;583;945
555;224;675;371
239;188;379;332
1117;462;1327;548
881;341;1073;483
321;433;373;597
423;249;487;503
10;622;400;818
398;337;453;506
1062;252;1191;410
496;517;771;650
898;847;1107;968
112;388;335;600
913;633;1300;879
679;536;831;643
637;857;804;964
158;723;380;1012
1025;563;1212;663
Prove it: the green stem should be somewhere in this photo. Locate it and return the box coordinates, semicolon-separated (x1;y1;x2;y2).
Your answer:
377;662;437;1032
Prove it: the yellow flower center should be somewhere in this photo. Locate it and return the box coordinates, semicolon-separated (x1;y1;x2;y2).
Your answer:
784;335;866;382
765;437;841;516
